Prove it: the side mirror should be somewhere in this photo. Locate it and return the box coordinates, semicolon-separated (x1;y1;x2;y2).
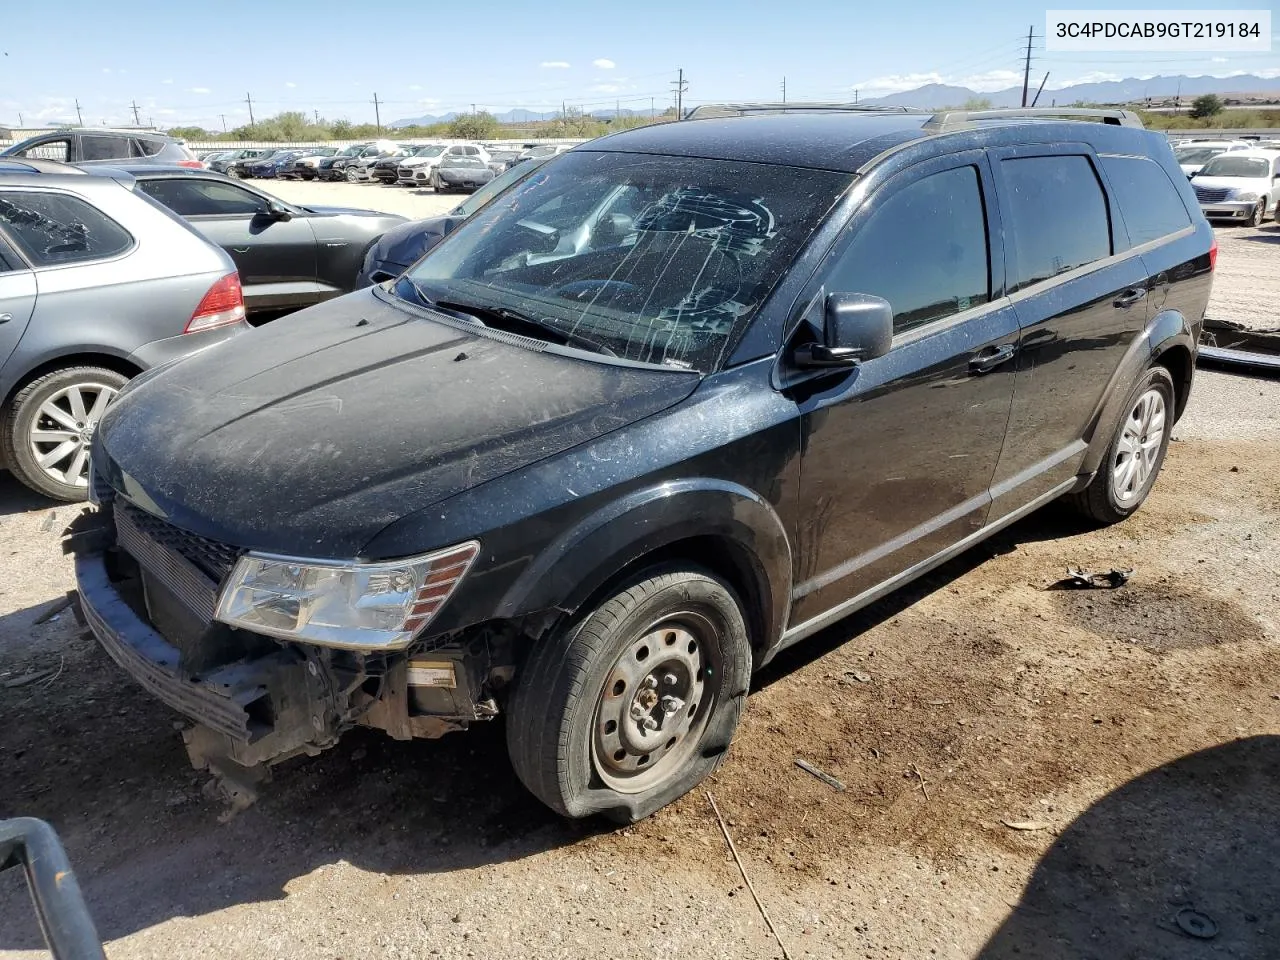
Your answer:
262;201;292;222
794;292;893;368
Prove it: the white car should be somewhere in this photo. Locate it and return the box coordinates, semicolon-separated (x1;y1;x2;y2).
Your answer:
1173;140;1251;178
396;143;490;186
1190;149;1280;226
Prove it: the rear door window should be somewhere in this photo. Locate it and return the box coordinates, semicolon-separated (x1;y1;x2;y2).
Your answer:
1099;155;1192;246
1001;156;1111;291
80;134;133;161
137;178;268;217
0;190;133;266
132;137;166;158
825;165;992;335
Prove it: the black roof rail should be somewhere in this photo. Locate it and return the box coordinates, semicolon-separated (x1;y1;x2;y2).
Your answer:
922;107;1144;133
685;101;918;119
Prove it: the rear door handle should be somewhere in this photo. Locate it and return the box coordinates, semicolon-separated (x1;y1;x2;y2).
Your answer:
969;343;1016;375
1114;287;1147;308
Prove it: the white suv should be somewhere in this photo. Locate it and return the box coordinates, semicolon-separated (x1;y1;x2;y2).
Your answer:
397;144;490;186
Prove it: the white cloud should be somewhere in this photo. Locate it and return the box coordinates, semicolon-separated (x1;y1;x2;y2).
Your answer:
285;81;296;88
591;83;622;94
189;87;210;94
408;84;422;91
161;78;173;84
1048;71;1122;88
1210;57;1229;63
540;61;571;69
592;58;616;69
102;67;112;74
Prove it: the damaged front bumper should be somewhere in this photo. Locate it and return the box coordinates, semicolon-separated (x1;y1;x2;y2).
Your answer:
69;505;507;810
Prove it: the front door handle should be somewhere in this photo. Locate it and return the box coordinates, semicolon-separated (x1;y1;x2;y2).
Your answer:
0;314;12;324
1114;287;1147;308
969;343;1016;375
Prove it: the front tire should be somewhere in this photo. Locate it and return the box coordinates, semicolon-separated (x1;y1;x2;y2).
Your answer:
1;366;127;501
345;167;359;183
1246;199;1265;227
1069;365;1174;525
507;566;752;823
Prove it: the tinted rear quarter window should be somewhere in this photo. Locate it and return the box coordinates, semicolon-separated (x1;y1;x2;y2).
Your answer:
1002;155;1111;291
826;165;991;334
1100;156;1193;246
0;190;132;266
81;134;133;161
133;137;167;158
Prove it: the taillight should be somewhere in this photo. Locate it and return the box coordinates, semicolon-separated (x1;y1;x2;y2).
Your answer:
186;272;245;333
1208;236;1218;271
177;159;205;169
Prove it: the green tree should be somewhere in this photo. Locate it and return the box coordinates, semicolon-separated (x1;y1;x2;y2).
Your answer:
1190;94;1223;119
167;125;211;140
447;111;499;140
962;97;994;111
330;119;353;138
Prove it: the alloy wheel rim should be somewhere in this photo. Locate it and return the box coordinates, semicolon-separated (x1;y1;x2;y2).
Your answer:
28;381;118;488
1111;387;1166;505
591;613;717;794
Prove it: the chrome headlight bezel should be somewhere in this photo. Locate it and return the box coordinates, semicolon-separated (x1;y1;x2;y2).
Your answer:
214;541;480;651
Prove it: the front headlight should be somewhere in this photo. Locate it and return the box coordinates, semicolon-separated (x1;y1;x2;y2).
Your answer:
1233;190;1259;202
215;541;480;650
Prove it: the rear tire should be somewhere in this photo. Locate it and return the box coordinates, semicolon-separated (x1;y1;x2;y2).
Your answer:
1;366;128;502
506;565;752;823
1069;365;1174;525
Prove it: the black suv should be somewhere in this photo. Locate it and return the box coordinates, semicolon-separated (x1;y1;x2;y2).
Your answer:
74;107;1213;822
1;128;200;167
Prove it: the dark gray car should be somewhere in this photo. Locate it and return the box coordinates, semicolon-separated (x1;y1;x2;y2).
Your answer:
432;155;496;192
0;161;247;500
1;129;200;168
106;166;407;313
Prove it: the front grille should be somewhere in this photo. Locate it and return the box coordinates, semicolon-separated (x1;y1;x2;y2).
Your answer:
116;501;241;583
1193;186;1230;203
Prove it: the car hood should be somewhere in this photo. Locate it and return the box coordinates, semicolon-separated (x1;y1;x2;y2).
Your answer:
95;291;698;557
399;156;441;167
1192;175;1269;192
303;205;406;220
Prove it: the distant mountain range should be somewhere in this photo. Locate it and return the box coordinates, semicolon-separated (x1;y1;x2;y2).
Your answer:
860;73;1280;109
390;74;1280;126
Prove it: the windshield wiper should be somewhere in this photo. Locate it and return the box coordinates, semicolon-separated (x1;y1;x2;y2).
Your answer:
433;299;617;357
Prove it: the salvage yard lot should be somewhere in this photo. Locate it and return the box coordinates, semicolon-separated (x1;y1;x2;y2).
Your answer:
1;206;1278;959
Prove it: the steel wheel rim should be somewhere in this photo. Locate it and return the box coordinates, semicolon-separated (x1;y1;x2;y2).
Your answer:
27;381;117;488
1111;387;1166;505
591;612;718;794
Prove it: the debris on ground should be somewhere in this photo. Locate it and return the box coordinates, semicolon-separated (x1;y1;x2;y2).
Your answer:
32;594;74;625
2;668;56;689
1049;567;1133;590
794;759;846;792
707;792;794;960
1174;907;1218;940
1001;820;1052;832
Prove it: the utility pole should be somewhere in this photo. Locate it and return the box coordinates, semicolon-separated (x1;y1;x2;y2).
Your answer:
616;98;620;119
671;68;687;120
1174;79;1182;114
314;109;320;124
1020;25;1034;107
854;88;858;104
17;112;22;127
650;96;655;119
781;76;786;103
1031;72;1050;108
130;100;141;125
245;92;255;125
372;92;382;132
74;99;83;125
471;103;477;115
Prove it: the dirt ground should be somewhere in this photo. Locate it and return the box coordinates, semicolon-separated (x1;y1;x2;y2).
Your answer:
0;198;1278;959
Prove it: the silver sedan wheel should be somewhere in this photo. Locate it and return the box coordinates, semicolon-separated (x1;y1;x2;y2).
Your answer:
27;381;118;489
1111;387;1166;505
591;614;716;794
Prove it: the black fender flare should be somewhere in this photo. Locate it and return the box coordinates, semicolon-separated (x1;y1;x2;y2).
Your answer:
495;478;793;660
1080;309;1195;477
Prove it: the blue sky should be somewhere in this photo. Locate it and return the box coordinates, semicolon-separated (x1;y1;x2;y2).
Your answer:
1;0;1276;127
